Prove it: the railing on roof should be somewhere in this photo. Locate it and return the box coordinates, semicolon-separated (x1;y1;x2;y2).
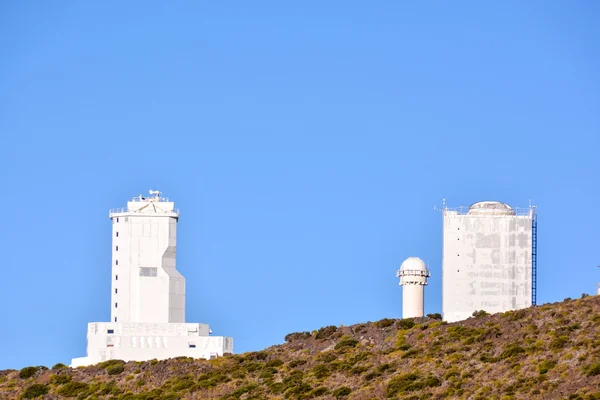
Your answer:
442;206;535;216
109;208;180;215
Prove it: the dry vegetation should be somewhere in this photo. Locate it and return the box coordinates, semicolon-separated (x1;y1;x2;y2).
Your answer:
3;295;600;399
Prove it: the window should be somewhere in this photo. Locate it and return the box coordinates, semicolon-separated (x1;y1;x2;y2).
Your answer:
115;275;118;280
115;260;118;266
115;246;118;251
114;317;117;322
116;218;119;223
115;288;118;294
107;344;114;347
139;267;158;277
115;302;118;308
107;329;114;334
116;232;119;237
188;343;196;348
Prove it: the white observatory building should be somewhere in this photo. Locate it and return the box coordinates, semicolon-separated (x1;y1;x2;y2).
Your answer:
396;257;430;318
442;201;537;323
71;191;233;367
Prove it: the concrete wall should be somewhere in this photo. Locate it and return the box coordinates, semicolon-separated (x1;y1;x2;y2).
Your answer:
442;209;533;322
111;200;184;324
71;322;233;367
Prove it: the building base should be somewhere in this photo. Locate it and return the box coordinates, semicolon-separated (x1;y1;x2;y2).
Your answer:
71;322;233;367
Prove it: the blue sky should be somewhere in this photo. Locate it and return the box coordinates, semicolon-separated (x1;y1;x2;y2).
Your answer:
0;1;599;369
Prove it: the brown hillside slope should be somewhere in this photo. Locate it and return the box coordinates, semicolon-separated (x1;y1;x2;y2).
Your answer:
3;295;600;399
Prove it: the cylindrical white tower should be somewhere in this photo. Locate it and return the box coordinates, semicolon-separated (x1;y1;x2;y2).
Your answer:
396;257;430;318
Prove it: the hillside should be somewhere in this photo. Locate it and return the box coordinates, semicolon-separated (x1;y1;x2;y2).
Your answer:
3;295;600;400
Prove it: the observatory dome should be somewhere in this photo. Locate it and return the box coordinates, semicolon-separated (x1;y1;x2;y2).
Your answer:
467;201;515;216
400;257;427;272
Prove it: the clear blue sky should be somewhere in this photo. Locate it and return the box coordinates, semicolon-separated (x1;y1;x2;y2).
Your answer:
1;1;598;369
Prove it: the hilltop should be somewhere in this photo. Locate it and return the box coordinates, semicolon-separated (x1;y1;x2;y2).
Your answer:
2;295;600;399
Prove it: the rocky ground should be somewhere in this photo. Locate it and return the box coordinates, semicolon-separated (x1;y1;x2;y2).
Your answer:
2;295;600;399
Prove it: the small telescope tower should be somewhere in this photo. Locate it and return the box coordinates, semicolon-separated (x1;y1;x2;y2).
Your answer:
397;257;431;318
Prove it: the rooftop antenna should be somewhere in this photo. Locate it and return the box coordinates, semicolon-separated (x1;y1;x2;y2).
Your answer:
149;189;161;200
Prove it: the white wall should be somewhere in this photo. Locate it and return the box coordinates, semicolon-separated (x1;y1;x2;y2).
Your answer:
71;322;233;367
111;199;184;324
442;210;533;322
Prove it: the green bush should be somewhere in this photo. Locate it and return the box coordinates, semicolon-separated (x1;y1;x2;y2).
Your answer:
51;363;68;370
472;310;489;318
19;367;39;379
310;387;329;396
550;336;569;349
376;318;396;328
335;335;359;350
106;364;125;375
97;359;125;369
312;364;331;379
288;359;307;368
284;331;311;342
538;359;557;375
49;374;72;384
22;384;49;398
427;313;442;320
397;319;416;330
401;349;420;359
333;386;352;398
315;326;338;340
499;344;525;360
583;362;600;377
266;359;284;368
386;373;441;397
57;381;90;397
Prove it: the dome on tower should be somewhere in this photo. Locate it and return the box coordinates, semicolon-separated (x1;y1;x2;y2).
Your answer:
467;201;515;216
400;257;427;272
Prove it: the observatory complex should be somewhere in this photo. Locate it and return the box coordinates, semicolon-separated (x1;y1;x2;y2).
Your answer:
442;201;537;322
71;191;233;367
397;257;430;318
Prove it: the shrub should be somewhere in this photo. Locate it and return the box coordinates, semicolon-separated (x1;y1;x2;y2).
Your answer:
106;364;125;375
538;360;557;375
19;367;39;379
386;373;441;397
266;359;284;368
288;359;307;368
315;326;338;340
583;362;600;377
51;363;68;370
312;364;331;379
427;313;442;320
310;387;329;396
472;310;489;318
335;335;359;350
49;374;72;384
284;331;311;342
57;381;90;397
22;384;49;398
401;349;420;359
550;336;569;349
333;386;352;398
376;318;396;328
97;359;125;369
499;344;525;360
316;352;338;363
397;319;416;330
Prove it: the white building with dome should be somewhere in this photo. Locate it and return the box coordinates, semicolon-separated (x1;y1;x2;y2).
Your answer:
442;201;537;322
396;257;430;318
71;191;233;367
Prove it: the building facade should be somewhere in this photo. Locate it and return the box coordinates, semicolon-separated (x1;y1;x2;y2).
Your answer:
71;191;233;367
442;201;536;323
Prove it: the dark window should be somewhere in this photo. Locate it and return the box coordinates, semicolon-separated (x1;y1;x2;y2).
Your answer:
115;246;118;251
115;288;118;294
115;260;118;266
116;218;119;223
189;344;196;348
107;329;114;334
116;275;118;280
115;302;118;308
114;317;117;322
116;232;119;237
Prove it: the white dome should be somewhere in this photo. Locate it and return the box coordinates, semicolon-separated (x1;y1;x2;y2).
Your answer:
400;257;427;272
467;201;515;216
